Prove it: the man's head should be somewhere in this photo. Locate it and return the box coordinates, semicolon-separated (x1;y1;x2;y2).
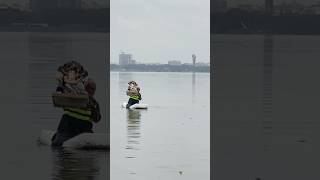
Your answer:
85;78;96;96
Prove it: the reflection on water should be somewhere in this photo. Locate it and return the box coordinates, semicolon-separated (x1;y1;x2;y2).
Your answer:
192;72;196;103
51;149;102;180
126;110;141;152
262;35;274;151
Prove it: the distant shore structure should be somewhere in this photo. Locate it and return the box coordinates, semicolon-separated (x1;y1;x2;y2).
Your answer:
30;0;81;12
265;0;274;15
192;54;196;67
119;52;136;65
114;52;209;71
168;60;181;66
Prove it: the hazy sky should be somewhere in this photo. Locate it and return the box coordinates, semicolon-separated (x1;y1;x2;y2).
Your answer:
110;0;210;64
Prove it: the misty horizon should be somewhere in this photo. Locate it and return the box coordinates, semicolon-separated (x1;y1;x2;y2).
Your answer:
110;52;209;64
110;52;210;64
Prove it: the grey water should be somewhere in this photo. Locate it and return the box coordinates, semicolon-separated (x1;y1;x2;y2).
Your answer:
213;34;320;180
110;72;210;180
0;32;108;179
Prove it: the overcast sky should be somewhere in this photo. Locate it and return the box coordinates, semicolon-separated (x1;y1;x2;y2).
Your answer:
110;0;210;64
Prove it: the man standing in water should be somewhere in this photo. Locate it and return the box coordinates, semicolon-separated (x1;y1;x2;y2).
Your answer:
126;81;142;108
51;78;101;147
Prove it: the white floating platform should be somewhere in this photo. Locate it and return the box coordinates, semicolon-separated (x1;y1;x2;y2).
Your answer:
122;102;148;109
38;130;109;150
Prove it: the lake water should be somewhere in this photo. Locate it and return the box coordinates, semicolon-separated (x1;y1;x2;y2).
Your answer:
213;34;320;180
110;72;210;180
0;32;108;179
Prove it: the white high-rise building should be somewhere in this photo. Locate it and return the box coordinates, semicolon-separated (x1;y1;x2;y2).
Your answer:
119;52;132;65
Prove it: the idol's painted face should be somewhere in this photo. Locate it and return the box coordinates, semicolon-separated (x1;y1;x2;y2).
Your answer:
67;70;83;81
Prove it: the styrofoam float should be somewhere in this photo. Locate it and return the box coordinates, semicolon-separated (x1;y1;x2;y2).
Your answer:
122;102;148;109
38;129;109;150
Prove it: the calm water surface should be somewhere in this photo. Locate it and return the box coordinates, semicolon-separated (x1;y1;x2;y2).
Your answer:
110;72;210;180
213;34;320;180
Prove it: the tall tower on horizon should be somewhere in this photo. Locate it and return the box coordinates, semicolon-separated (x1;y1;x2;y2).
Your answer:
265;0;273;15
192;54;196;66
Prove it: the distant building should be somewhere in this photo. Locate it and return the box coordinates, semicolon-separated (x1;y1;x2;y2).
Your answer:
265;0;274;15
57;0;81;9
30;0;54;11
81;0;108;9
0;4;10;9
310;2;320;15
119;52;136;65
196;62;210;67
119;52;132;65
213;0;227;13
30;0;81;12
168;60;181;66
130;59;136;64
274;2;306;15
303;6;316;15
237;4;257;12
